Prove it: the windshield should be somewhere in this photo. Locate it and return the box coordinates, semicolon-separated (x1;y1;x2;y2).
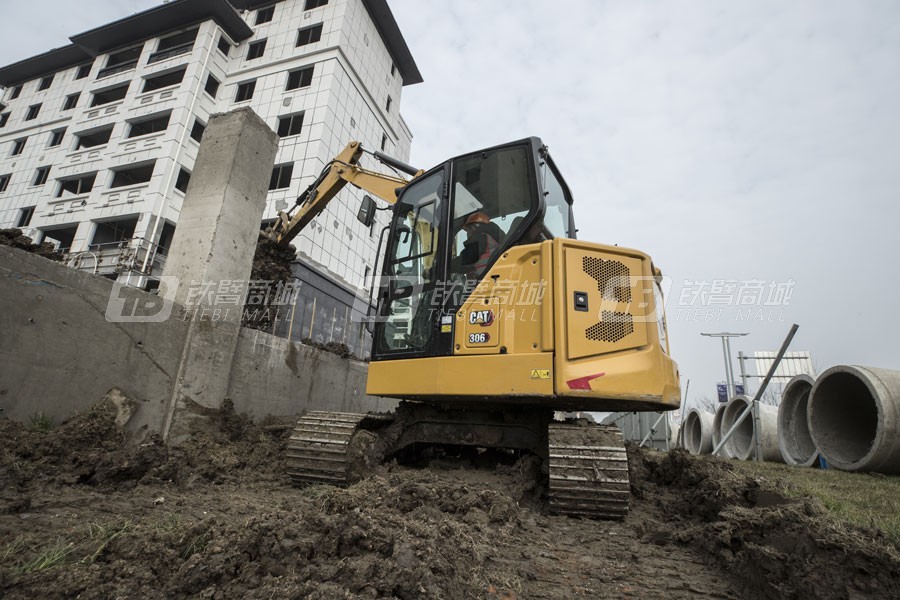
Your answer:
449;145;533;281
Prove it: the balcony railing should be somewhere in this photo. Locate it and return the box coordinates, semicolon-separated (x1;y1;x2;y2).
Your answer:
147;43;194;65
66;237;168;277
96;60;138;79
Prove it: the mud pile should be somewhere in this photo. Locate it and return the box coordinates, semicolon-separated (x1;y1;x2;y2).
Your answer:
242;232;297;331
637;448;900;599
0;228;62;261
0;397;533;599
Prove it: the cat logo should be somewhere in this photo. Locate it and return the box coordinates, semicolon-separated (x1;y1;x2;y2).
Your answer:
468;310;494;326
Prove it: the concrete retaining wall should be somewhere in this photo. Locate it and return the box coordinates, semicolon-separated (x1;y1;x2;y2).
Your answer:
0;245;394;432
228;328;396;420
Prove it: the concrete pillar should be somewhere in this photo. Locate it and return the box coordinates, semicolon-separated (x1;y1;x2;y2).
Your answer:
161;108;278;443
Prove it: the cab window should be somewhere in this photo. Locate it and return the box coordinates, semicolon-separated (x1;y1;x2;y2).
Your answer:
449;145;532;281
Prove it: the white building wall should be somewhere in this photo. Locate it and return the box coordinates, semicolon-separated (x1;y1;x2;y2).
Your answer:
0;0;417;292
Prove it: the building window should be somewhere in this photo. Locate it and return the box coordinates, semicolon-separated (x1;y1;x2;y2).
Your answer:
57;172;97;198
75;64;92;80
175;168;191;193
38;75;54;91
381;133;388;151
17;206;35;227
277;112;304;137
149;29;198;64
98;46;142;78
91;84;129;107
90;217;138;250
286;67;313;91
49;129;66;147
157;221;176;255
296;24;323;47
385;95;392;113
42;226;78;252
11;138;26;156
127;112;171;138
190;119;206;143
269;163;294;190
204;74;220;98
304;0;328;9
142;67;186;93
0;174;11;193
75;126;114;150
391;63;396;77
63;93;80;111
33;166;51;186
110;161;156;188
25;104;41;121
217;36;231;57
235;80;256;102
0;113;9;128
256;5;275;24
247;39;267;60
10;85;22;100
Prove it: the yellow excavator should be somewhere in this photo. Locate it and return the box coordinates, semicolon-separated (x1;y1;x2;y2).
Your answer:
267;138;680;518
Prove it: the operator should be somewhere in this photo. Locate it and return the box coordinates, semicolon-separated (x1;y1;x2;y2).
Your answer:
457;211;504;279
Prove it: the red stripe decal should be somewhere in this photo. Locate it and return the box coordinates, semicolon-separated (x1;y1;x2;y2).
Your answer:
566;372;606;390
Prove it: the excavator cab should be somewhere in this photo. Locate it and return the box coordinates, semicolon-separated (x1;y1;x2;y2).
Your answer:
369;137;680;413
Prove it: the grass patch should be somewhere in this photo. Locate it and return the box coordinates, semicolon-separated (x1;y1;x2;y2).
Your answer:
731;460;900;545
85;520;132;564
181;529;211;559
18;538;76;573
28;411;54;432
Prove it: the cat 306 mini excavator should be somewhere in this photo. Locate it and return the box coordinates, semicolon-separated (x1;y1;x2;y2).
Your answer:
267;138;680;519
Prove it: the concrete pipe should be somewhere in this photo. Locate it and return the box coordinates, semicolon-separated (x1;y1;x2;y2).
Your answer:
684;409;715;455
808;366;900;474
721;395;783;462
711;402;733;458
777;374;819;467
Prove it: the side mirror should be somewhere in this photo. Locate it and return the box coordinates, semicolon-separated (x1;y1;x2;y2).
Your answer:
356;195;377;228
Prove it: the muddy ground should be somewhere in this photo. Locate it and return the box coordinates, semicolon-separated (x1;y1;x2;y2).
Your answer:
2;398;899;599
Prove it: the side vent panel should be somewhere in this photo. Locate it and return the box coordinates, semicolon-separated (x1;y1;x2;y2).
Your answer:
565;247;648;360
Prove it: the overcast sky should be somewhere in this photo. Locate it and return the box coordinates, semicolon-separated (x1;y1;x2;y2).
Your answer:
2;0;898;408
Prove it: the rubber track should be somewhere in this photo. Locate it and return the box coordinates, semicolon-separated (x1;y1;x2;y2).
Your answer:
286;411;367;487
547;423;630;519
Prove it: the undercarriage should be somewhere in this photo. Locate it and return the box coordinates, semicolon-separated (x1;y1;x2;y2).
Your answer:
286;402;630;519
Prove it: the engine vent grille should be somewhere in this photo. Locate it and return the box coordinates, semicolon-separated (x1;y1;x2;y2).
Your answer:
583;257;631;303
586;310;634;342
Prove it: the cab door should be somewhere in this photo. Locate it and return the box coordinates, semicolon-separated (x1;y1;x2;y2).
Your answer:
373;167;448;359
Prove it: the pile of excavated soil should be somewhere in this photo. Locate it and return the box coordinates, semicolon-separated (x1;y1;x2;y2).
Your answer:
636;448;900;600
0;228;62;261
2;395;899;599
243;233;297;331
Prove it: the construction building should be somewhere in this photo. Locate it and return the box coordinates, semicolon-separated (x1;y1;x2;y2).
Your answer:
0;0;421;354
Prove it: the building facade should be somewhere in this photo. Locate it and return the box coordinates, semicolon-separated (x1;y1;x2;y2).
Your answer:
0;0;421;299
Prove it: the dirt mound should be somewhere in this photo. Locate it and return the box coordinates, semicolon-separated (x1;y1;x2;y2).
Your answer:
0;392;292;502
0;397;538;599
637;448;900;599
0;228;62;261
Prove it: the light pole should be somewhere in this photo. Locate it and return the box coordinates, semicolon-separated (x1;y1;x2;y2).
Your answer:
701;332;749;399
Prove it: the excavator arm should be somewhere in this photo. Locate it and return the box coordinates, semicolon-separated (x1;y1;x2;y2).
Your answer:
269;141;421;246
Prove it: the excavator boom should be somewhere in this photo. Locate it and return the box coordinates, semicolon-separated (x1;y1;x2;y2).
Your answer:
270;141;416;246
